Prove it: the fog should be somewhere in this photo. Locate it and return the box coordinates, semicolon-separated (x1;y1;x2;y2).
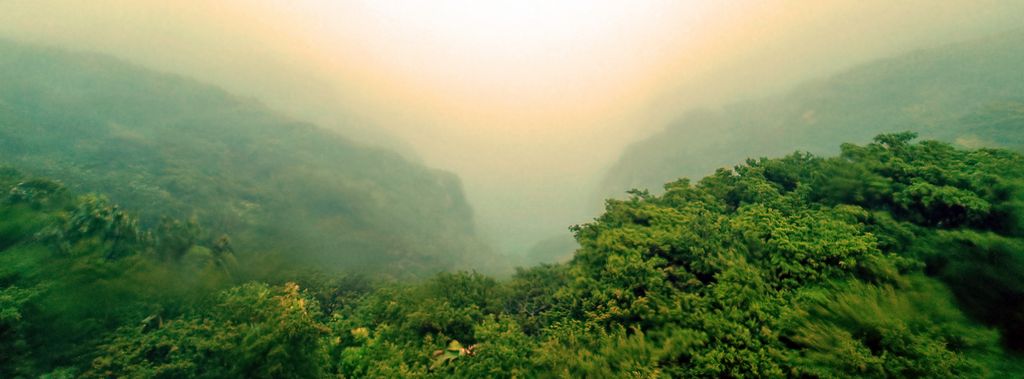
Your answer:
2;0;1022;256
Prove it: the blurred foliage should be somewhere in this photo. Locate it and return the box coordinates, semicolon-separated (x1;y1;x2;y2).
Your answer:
0;168;234;376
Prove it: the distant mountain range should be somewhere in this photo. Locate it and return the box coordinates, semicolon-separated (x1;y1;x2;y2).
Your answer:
0;40;492;276
602;29;1024;197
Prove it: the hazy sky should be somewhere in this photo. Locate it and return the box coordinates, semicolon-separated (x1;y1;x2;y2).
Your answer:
2;0;1022;254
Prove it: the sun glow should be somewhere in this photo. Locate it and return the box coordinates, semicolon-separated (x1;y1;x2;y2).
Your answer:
245;1;741;253
266;0;723;131
0;0;744;253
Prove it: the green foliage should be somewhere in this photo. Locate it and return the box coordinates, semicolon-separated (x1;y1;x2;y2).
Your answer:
3;18;1023;378
5;135;1024;377
87;282;329;379
557;134;1024;376
503;264;569;335
920;231;1024;350
783;278;999;378
0;285;39;378
0;169;236;375
453;316;535;377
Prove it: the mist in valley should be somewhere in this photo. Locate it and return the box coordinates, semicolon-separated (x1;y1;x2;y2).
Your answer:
4;0;1021;260
3;1;1024;376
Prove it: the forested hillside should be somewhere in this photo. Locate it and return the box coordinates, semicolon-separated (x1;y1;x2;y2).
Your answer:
4;134;1022;377
0;40;490;275
602;30;1024;198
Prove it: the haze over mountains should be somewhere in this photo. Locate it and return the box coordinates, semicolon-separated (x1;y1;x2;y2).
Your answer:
0;40;493;276
3;1;1023;256
2;2;1024;377
601;29;1024;201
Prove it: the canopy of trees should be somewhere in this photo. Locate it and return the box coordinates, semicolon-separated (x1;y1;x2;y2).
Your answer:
3;133;1023;377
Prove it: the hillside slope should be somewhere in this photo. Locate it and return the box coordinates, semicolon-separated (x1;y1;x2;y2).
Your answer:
8;134;1016;377
603;30;1024;197
0;40;489;275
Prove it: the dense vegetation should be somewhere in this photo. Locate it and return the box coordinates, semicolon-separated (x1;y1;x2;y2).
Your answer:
602;30;1024;199
4;133;1022;377
0;40;491;276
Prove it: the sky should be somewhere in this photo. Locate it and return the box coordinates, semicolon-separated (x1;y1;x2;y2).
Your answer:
1;0;1022;254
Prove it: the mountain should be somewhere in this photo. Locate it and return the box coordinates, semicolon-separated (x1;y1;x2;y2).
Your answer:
602;30;1024;197
0;40;490;276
